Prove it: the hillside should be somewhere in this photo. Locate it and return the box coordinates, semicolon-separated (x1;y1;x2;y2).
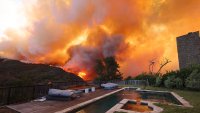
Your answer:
0;58;83;86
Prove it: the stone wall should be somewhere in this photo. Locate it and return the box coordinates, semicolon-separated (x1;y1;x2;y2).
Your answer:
177;31;200;69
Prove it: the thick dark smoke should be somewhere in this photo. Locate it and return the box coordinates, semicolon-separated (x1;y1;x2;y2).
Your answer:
1;0;200;79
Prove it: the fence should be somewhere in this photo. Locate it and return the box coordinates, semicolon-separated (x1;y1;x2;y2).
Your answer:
0;80;86;106
94;80;148;87
117;80;148;86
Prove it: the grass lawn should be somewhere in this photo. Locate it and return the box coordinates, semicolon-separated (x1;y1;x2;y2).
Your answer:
144;86;200;113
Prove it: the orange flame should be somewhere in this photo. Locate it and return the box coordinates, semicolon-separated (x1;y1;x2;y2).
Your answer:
0;0;200;79
78;72;87;79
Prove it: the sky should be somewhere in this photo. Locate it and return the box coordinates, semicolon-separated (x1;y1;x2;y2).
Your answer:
0;0;200;79
0;1;24;35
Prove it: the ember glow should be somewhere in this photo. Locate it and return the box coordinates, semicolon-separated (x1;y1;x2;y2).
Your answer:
0;0;200;80
78;72;87;80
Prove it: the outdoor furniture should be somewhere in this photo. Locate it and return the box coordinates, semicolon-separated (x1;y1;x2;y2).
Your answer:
46;89;77;101
48;89;74;96
84;88;89;93
91;87;95;92
46;86;97;101
67;85;96;94
101;83;118;90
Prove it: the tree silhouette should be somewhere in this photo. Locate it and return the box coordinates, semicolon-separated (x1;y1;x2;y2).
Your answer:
156;58;171;75
149;58;156;73
95;56;122;81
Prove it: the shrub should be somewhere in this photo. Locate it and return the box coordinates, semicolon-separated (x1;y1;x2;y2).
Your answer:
164;76;175;88
155;76;162;87
162;70;179;86
134;73;157;85
186;69;200;90
162;65;200;88
125;76;133;80
175;78;183;89
180;64;200;86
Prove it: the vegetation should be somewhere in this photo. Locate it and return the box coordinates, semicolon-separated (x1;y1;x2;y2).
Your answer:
134;73;158;85
186;69;200;90
132;64;200;90
175;78;183;89
161;65;200;90
164;76;175;88
155;76;162;86
94;56;123;81
0;58;83;86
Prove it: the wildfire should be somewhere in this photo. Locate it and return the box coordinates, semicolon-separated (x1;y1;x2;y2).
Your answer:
0;0;200;79
78;72;87;79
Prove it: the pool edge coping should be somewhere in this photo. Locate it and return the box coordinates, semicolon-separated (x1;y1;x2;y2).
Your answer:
55;88;125;113
170;92;193;108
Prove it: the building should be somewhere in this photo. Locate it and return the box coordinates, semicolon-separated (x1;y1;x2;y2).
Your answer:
177;31;200;69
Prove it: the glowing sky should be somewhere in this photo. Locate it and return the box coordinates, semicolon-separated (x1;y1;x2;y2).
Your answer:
0;1;25;36
0;0;200;79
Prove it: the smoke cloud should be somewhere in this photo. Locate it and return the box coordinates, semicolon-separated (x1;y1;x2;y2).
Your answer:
0;0;200;79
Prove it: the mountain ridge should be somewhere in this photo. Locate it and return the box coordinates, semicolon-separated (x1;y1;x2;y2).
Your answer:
0;58;83;86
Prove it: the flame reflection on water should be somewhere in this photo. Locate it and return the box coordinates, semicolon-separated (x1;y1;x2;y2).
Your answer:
122;102;153;112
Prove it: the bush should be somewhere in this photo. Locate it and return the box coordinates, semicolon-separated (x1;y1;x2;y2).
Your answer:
164;76;175;88
186;69;200;90
134;73;157;85
155;76;162;87
161;71;179;86
175;78;183;89
124;76;133;80
134;64;200;89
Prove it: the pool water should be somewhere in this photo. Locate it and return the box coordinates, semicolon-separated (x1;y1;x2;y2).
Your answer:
73;93;122;113
138;91;182;105
70;89;181;113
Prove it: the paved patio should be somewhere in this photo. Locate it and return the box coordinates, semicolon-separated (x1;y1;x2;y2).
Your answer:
0;107;19;113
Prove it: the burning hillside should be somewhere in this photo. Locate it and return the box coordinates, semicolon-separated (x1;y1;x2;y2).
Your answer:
0;58;83;86
0;0;200;80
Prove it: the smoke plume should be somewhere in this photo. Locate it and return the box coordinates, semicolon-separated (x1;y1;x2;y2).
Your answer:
0;0;200;79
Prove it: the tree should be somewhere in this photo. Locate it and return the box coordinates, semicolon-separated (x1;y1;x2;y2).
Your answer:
156;58;171;75
95;59;106;79
94;56;123;81
149;58;156;74
125;76;133;80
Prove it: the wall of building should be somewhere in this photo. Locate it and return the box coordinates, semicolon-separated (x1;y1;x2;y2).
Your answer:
177;31;200;69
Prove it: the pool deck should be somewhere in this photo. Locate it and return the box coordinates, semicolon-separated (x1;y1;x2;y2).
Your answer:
7;89;120;113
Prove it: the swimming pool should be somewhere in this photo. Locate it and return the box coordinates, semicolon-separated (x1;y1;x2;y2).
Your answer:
69;88;182;113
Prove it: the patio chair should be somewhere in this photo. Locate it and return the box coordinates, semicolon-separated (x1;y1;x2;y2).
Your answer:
46;89;78;101
101;83;118;90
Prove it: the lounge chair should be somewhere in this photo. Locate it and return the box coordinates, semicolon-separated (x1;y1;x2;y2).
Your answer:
46;89;78;101
101;83;118;90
